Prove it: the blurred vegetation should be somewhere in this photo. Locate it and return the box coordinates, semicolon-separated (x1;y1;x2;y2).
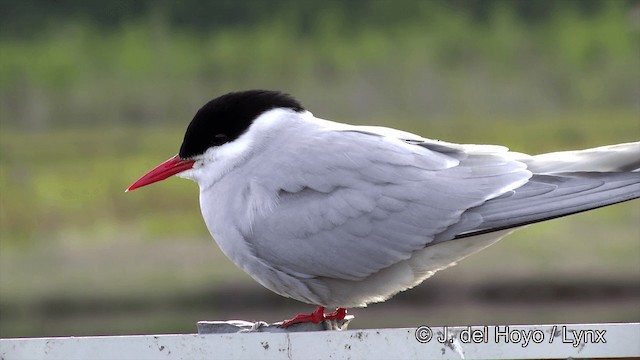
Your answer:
0;0;639;337
1;0;639;130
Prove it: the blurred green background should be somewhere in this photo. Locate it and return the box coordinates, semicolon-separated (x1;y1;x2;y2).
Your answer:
1;0;639;338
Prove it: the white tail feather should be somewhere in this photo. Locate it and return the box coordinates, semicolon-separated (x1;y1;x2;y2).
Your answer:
508;141;640;173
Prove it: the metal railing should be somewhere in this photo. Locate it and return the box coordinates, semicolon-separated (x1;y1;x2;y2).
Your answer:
1;322;639;359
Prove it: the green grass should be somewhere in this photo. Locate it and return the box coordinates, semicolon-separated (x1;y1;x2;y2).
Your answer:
1;2;638;130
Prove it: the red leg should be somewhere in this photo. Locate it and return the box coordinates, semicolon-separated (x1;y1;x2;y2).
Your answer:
279;306;348;328
279;306;325;327
325;307;347;321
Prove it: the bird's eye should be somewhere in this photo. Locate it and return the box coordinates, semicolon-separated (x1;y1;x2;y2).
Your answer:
212;134;228;145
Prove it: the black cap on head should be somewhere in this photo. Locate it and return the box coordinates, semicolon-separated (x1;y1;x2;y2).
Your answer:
178;90;305;159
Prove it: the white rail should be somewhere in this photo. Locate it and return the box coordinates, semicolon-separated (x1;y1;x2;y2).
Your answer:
1;322;639;359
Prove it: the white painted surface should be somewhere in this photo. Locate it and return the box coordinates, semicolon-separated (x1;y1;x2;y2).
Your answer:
1;323;638;360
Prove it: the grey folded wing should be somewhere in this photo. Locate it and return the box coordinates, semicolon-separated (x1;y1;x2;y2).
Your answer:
242;129;531;281
241;127;639;283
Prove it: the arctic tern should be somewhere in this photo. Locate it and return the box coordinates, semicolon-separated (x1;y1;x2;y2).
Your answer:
127;90;640;327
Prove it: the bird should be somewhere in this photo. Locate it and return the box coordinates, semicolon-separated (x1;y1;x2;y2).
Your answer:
127;89;640;327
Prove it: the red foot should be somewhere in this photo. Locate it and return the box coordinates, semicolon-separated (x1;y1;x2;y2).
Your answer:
279;306;348;328
325;307;347;320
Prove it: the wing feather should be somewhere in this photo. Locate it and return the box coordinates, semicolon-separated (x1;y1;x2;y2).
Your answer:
452;172;640;238
239;127;531;281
